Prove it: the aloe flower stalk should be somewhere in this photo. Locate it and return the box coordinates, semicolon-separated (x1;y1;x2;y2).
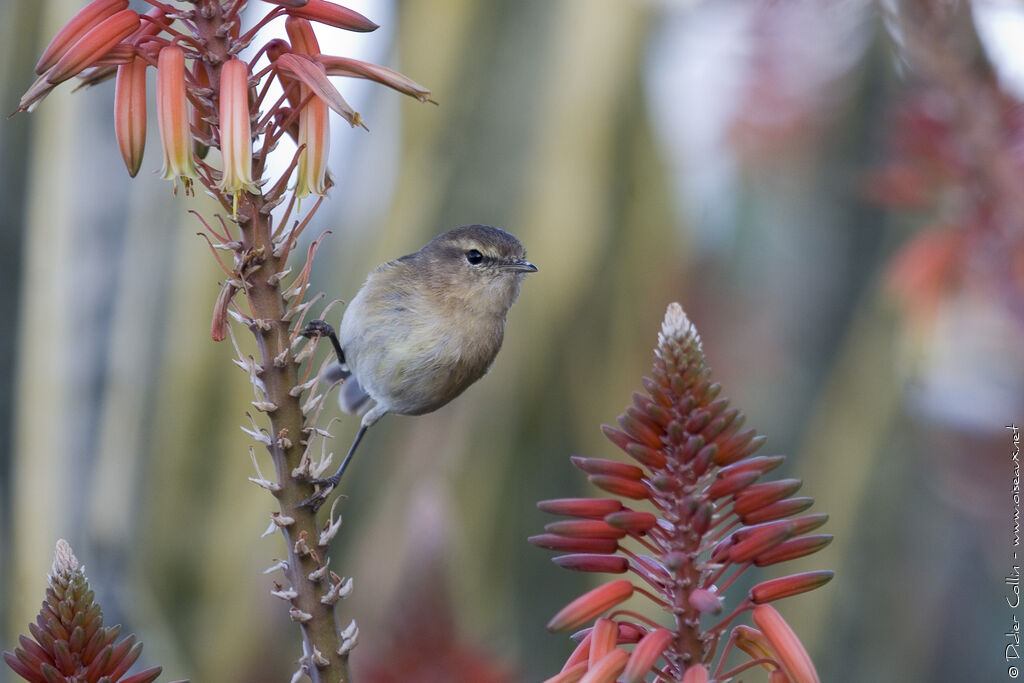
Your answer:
532;303;833;682
17;2;435;681
2;540;167;683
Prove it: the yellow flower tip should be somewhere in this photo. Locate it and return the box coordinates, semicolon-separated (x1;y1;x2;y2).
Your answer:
752;604;821;683
114;55;147;177
156;45;197;186
217;58;258;197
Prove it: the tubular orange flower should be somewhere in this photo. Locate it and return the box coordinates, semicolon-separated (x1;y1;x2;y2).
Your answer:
295;68;331;198
218;58;258;204
156;45;197;192
35;0;128;74
752;605;821;683
114;55;147;177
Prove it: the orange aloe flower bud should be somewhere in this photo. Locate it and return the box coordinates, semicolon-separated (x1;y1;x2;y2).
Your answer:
48;9;140;85
537;497;623;518
35;0;128;74
751;605;821;683
285;0;378;32
285;16;320;55
680;665;710;683
578;648;628;683
749;570;834;604
218;58;258;201
266;39;301;110
156;45;197;190
621;628;673;683
113;55;147;177
552;554;629;574
318;54;434;103
528;534;619;554
547;580;634;633
587;618;618;670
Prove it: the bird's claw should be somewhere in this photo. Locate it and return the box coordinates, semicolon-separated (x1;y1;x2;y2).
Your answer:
296;476;339;512
302;319;336;339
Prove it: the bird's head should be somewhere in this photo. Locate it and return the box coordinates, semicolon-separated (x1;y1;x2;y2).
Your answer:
414;225;537;312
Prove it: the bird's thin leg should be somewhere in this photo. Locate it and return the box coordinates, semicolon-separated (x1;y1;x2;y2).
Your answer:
297;424;368;511
302;319;345;365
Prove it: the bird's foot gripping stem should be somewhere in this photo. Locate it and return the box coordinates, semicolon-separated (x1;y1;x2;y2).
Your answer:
301;319;345;365
297;474;341;512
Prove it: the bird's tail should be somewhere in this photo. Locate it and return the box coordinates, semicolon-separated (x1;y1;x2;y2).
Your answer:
321;363;371;415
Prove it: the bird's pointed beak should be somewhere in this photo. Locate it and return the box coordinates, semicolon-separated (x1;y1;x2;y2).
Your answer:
504;258;538;273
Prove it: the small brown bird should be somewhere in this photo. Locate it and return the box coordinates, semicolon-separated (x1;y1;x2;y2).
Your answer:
301;225;537;508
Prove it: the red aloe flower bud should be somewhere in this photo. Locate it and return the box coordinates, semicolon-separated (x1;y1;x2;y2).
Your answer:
218;58;258;202
48;9;140;85
156;45;197;191
2;541;162;683
733;478;803;517
750;570;835;604
545;520;627;539
547;580;634;633
285;16;321;55
35;0;128;74
571;456;644;480
543;661;587;683
740;496;815;524
681;665;710;683
588;618;618;669
579;648;629;683
285;0;379;32
752;605;821;683
729;522;795;563
588;474;649;500
528;534;619;554
603;510;657;533
538;497;623;518
113;55;146;176
266;39;300;109
755;534;834;566
552;554;629;574
621;628;673;683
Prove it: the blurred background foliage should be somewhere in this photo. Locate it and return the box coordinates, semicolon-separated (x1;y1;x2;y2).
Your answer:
0;0;1021;681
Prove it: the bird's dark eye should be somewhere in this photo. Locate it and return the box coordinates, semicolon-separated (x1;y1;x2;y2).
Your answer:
465;249;484;265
